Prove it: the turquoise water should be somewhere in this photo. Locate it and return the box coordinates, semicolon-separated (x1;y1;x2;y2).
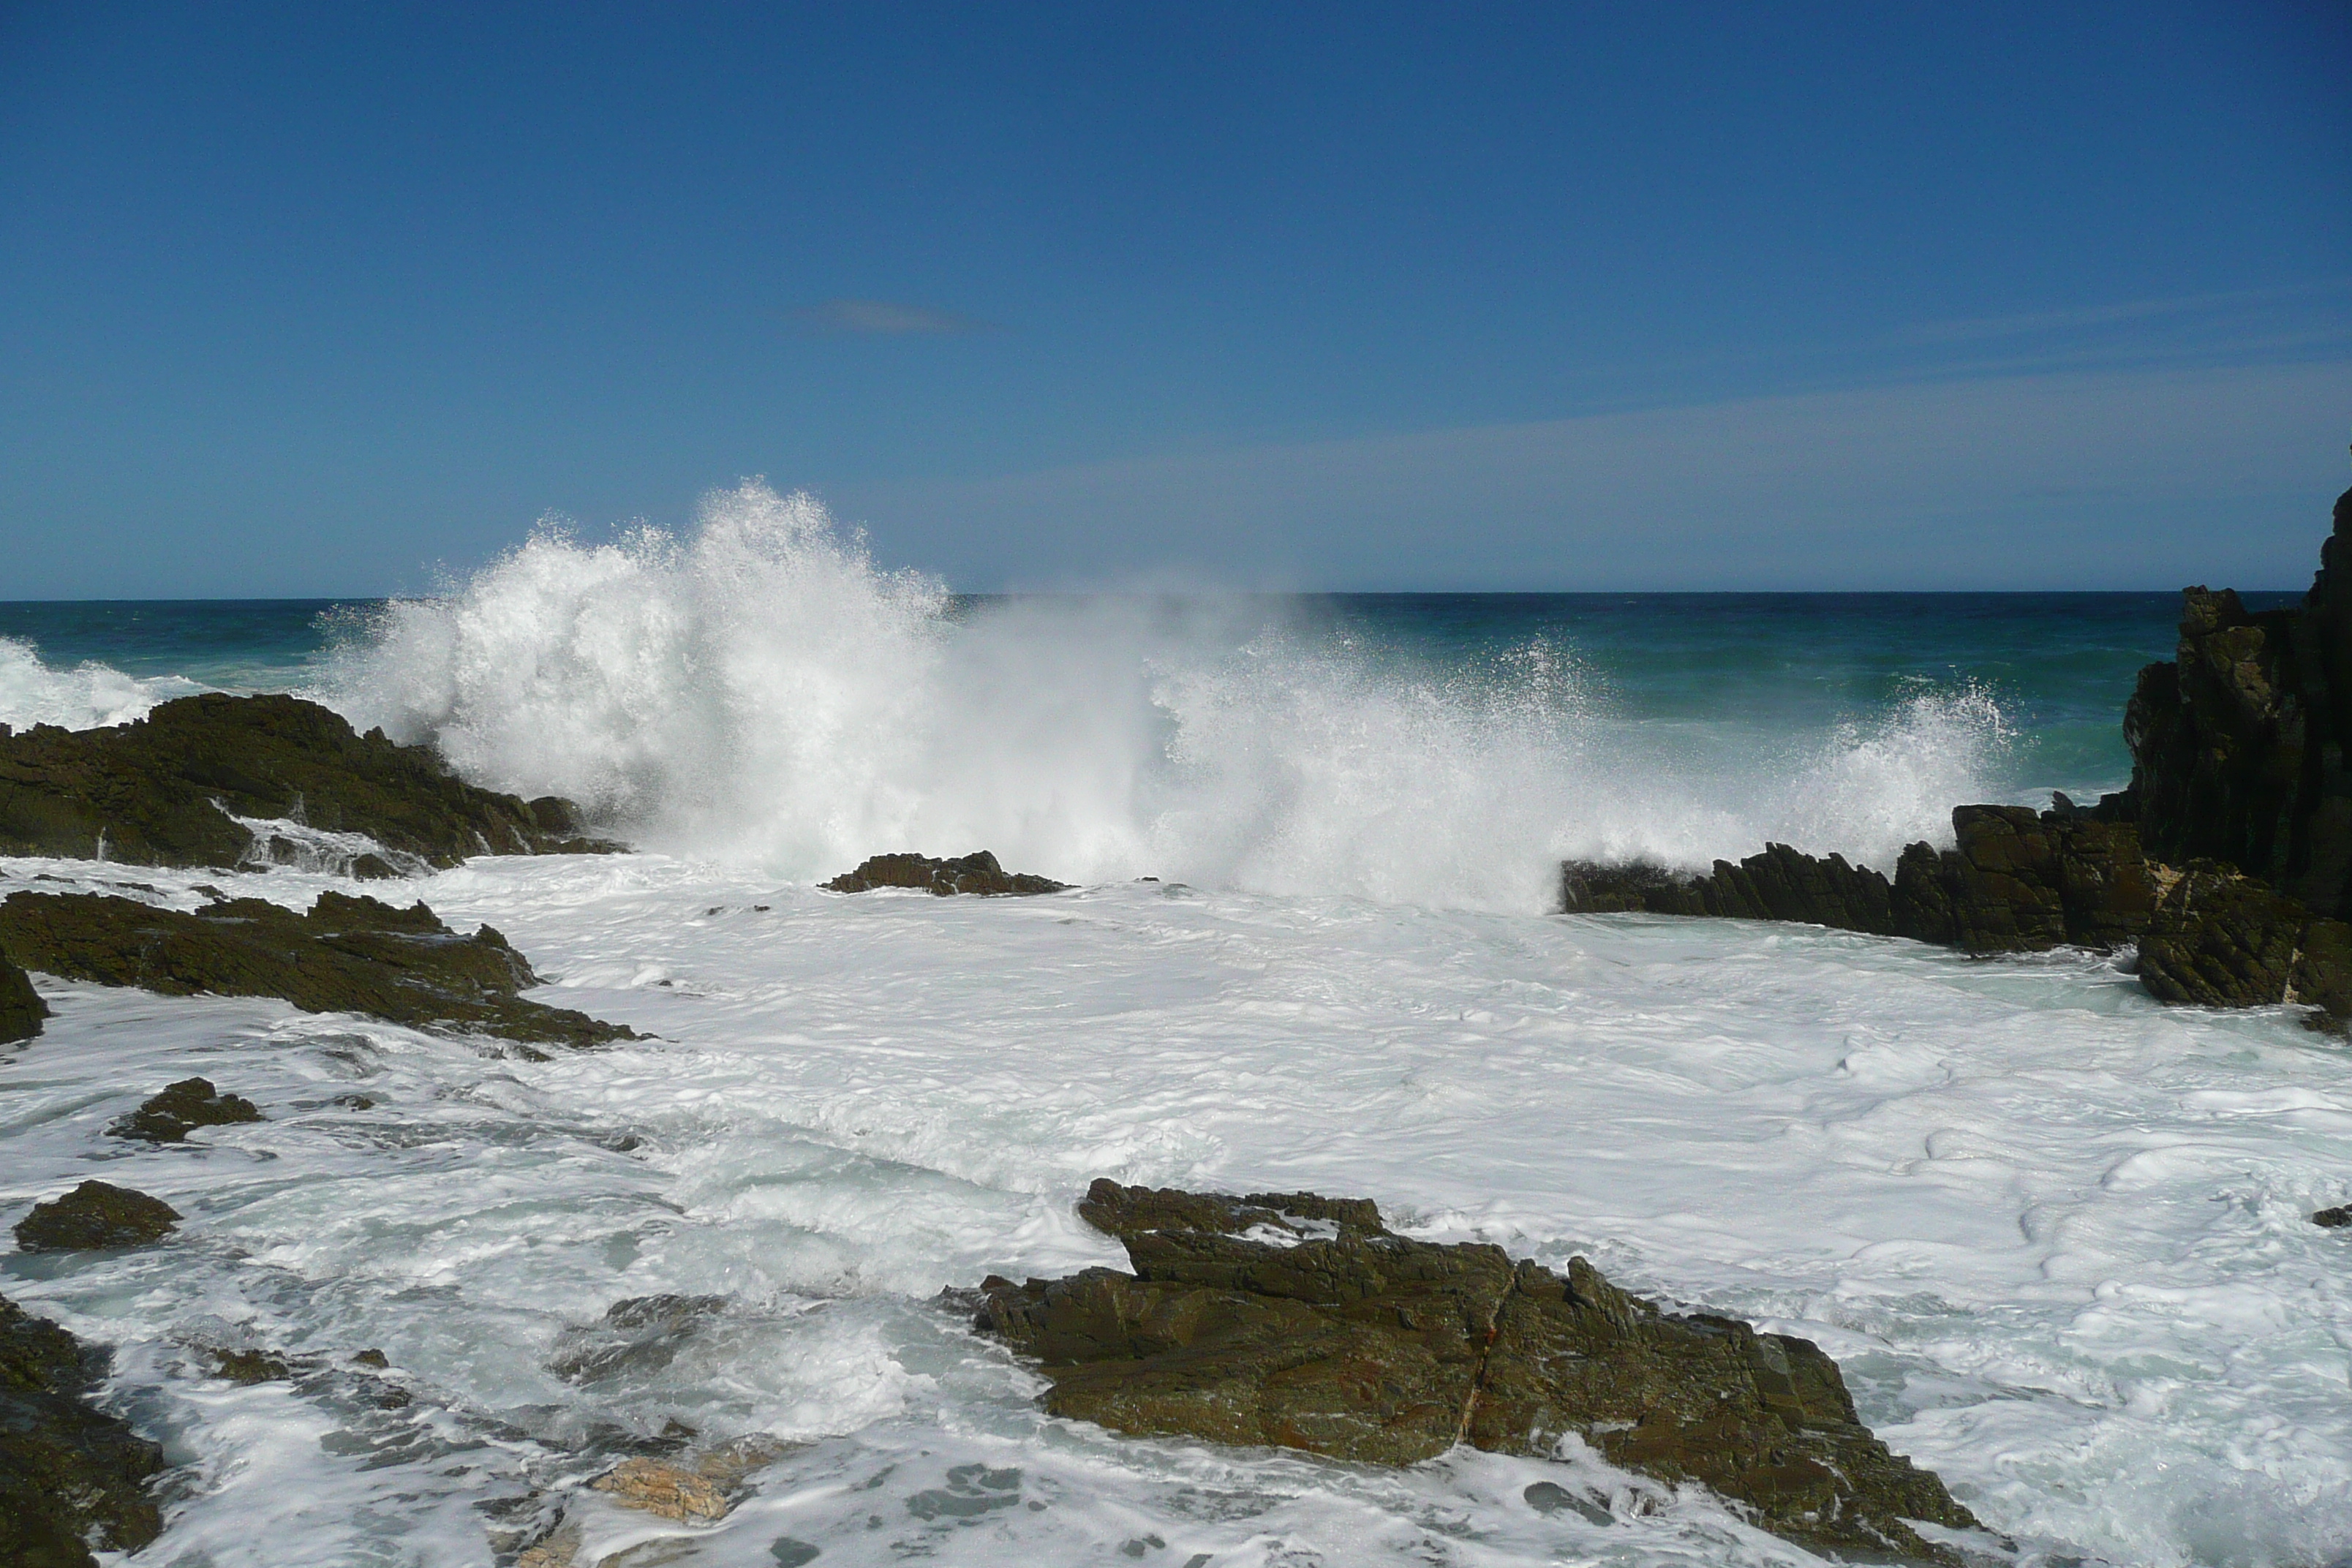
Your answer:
0;590;2293;805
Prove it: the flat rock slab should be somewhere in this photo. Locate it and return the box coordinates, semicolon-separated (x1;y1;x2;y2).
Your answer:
968;1180;1979;1564
0;889;634;1051
108;1076;263;1142
0;690;622;870
0;1294;166;1567
824;851;1071;896
14;1180;181;1251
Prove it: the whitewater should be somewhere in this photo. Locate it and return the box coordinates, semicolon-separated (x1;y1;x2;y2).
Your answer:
4;483;2350;1568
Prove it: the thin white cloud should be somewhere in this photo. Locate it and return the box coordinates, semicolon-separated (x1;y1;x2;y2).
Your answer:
833;358;2352;591
1891;277;2352;348
793;298;997;336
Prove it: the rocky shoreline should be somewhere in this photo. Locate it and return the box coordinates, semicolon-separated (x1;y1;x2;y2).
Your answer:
962;1180;1983;1564
1563;481;2352;1033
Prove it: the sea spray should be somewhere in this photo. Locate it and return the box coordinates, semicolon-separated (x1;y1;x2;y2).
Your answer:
305;482;2023;908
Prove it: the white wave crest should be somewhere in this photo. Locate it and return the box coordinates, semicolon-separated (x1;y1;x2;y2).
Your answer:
0;636;203;731
314;481;2019;911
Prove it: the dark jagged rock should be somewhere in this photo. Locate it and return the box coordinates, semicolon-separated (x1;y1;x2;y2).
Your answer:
2118;483;2352;917
13;1181;181;1251
0;952;43;1043
823;851;1071;897
0;691;625;871
2135;860;2352;1025
108;1077;263;1143
0;889;635;1050
1563;805;2156;954
2314;1205;2351;1228
966;1180;1978;1563
0;1294;166;1567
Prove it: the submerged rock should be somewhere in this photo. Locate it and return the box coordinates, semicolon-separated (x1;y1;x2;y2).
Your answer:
548;1294;728;1382
0;953;42;1043
13;1180;181;1251
0;889;635;1050
824;850;1072;896
108;1077;263;1143
0;1294;166;1568
968;1180;1978;1563
0;691;625;871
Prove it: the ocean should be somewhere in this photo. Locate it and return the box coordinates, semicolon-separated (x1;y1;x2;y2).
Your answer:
1;483;2345;1568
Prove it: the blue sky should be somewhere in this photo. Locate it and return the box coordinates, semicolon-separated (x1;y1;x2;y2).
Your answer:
3;1;2348;595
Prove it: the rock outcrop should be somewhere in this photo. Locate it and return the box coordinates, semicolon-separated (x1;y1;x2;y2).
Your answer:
1;953;42;1043
0;692;622;871
1564;804;2158;952
108;1077;263;1143
966;1180;1978;1563
13;1181;181;1251
823;851;1072;897
0;1294;166;1568
0;889;634;1050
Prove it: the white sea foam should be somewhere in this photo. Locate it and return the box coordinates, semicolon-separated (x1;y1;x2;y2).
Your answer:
312;482;2019;910
0;634;202;731
5;850;2350;1567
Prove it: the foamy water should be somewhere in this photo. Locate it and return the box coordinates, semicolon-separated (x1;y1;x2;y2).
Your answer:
293;483;2019;911
4;489;2348;1567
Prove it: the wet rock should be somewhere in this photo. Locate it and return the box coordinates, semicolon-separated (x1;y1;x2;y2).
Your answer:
588;1439;786;1524
2313;1205;2350;1228
0;1294;166;1567
1563;804;2157;957
2135;860;2352;1027
0;954;43;1043
108;1077;263;1143
200;1346;296;1384
0;690;626;870
970;1180;1978;1564
549;1294;728;1382
13;1180;181;1251
0;889;635;1050
823;850;1071;896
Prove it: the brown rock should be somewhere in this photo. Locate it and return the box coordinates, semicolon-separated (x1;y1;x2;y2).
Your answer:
0;1294;167;1567
0;954;42;1044
823;851;1071;896
108;1077;263;1143
14;1180;181;1251
970;1180;1978;1563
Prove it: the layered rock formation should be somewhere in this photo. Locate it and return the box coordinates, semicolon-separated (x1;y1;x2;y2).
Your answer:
0;692;622;870
0;889;633;1050
2117;480;2352;915
1561;481;2352;1029
0;1295;166;1568
824;850;1072;896
967;1180;1978;1563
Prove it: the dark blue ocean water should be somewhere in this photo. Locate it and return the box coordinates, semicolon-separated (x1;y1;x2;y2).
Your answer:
0;590;2299;804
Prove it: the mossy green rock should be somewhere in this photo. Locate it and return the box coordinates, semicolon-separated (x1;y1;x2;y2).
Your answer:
0;889;634;1050
13;1181;181;1251
0;691;622;870
0;953;43;1042
108;1077;263;1142
973;1180;1978;1563
0;1295;165;1567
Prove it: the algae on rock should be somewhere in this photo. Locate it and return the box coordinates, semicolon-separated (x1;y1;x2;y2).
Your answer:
969;1180;1979;1564
0;889;635;1050
0;691;622;870
13;1180;181;1252
0;1295;166;1568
